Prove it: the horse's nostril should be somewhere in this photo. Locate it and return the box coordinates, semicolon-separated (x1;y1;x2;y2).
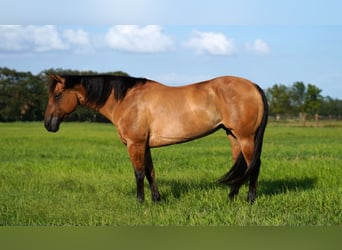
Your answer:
44;117;60;132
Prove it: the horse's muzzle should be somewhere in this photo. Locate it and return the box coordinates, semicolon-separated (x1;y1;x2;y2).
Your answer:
44;116;61;132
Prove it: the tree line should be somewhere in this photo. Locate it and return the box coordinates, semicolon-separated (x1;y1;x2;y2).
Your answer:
266;81;342;120
0;67;341;122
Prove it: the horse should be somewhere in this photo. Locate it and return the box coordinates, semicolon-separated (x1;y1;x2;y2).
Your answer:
44;74;268;203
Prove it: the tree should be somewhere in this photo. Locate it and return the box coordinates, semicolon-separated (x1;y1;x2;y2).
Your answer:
290;81;306;114
266;82;327;122
0;67;47;121
304;84;323;115
319;96;342;117
266;84;292;119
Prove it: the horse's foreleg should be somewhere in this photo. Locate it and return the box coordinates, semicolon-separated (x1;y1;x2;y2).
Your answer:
145;148;161;202
128;143;146;202
134;168;145;202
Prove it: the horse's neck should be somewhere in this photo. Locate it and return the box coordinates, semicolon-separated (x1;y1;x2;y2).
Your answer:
87;90;117;124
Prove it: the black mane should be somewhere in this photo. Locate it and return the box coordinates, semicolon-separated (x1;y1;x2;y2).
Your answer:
57;75;147;108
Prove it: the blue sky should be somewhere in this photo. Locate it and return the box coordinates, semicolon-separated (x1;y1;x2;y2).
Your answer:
1;1;342;98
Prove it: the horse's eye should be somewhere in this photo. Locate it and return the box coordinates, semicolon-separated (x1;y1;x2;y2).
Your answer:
54;93;62;100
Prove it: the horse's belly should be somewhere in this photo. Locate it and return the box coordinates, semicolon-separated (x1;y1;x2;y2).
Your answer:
146;92;222;147
148;117;220;147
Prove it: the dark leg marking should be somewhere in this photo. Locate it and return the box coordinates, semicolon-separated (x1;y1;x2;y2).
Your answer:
134;169;145;203
247;158;261;203
145;148;161;202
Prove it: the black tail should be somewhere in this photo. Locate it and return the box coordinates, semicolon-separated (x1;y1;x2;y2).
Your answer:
218;84;268;186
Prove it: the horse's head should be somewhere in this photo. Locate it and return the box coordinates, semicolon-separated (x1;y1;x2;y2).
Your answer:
44;75;83;132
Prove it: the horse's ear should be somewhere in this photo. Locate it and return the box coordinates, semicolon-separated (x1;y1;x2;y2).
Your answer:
49;74;65;89
49;74;64;82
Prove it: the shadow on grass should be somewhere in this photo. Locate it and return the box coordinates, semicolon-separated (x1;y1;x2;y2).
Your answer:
158;178;218;200
157;176;317;200
258;177;317;196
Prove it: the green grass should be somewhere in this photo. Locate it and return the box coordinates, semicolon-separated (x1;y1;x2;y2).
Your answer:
0;122;341;225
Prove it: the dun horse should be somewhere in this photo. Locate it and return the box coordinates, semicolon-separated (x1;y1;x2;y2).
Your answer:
44;75;268;203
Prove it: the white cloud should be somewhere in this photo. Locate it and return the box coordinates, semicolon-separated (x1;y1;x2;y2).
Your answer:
63;29;90;46
1;26;28;51
62;29;92;53
184;31;236;55
245;38;270;55
29;25;67;52
0;25;91;53
105;25;173;53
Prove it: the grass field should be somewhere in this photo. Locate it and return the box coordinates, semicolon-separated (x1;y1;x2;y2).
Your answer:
0;122;341;226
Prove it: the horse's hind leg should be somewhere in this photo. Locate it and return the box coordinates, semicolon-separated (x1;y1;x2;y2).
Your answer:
248;157;261;203
224;133;256;202
239;136;259;203
145;148;161;202
227;135;244;201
